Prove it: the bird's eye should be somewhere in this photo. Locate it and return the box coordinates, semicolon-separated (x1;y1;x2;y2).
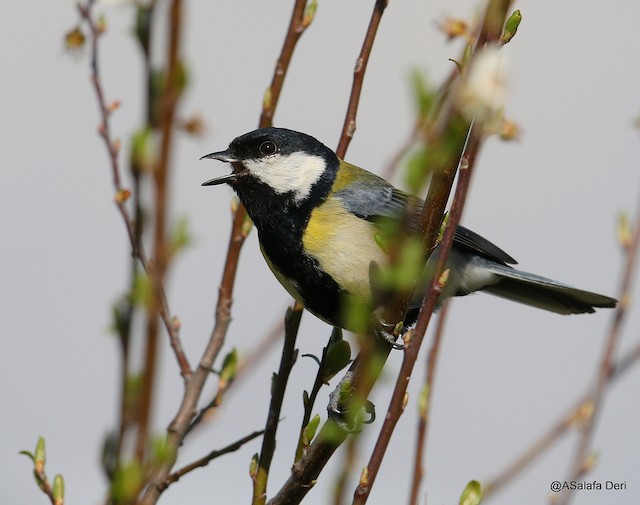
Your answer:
259;140;277;156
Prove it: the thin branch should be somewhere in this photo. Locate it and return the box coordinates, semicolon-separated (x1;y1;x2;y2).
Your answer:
267;2;515;501
483;339;640;500
353;124;483;505
332;435;360;505
139;2;314;502
408;301;449;505
136;0;184;462
158;429;266;492
34;469;56;505
77;2;191;379
552;191;640;505
353;3;511;502
259;0;311;129
335;0;388;159
252;303;304;505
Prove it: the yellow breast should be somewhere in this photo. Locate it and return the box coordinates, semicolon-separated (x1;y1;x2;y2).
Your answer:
302;197;387;300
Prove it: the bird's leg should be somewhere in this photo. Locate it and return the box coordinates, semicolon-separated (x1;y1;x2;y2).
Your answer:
327;365;376;431
372;309;406;350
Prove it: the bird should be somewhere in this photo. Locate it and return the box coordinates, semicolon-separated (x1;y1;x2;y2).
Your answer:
201;127;616;333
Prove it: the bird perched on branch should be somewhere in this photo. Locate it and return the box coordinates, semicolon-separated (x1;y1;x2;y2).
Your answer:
201;127;616;335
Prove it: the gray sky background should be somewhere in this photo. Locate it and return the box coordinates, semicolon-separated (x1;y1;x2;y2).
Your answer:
2;1;640;504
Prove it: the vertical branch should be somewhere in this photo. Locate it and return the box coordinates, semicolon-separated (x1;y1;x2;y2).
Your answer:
252;303;304;505
351;2;511;502
482;340;640;500
352;127;483;505
77;2;190;380
141;3;315;503
259;0;311;129
408;302;449;505
336;0;388;158
135;0;184;461
554;191;640;505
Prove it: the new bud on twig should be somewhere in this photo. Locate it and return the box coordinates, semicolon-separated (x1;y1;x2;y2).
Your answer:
581;451;599;473
302;0;318;28
459;480;482;505
249;453;259;481
618;211;633;250
498;118;520;141
53;474;65;505
500;10;522;45
359;466;369;489
418;385;429;420
437;17;469;41
34;437;46;475
114;189;131;204
64;26;86;52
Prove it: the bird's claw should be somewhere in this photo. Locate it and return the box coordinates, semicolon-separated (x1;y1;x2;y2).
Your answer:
327;372;376;432
373;311;405;350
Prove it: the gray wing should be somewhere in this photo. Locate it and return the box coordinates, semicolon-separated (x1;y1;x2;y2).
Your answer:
334;178;517;265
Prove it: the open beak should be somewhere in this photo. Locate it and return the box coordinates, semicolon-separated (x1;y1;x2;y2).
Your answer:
200;149;248;186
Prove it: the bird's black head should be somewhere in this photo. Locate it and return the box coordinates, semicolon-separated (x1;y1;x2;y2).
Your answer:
201;127;339;206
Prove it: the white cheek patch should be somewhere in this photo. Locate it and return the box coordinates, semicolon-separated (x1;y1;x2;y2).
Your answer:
244;152;326;202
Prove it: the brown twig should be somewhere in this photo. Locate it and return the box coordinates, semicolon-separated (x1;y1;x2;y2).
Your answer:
264;3;391;502
158;428;266;492
335;0;388;159
34;469;56;505
267;3;517;502
259;0;312;129
135;0;184;462
77;1;191;379
139;3;314;503
353;2;511;501
408;301;449;505
353;124;483;505
483;339;640;500
552;192;640;505
252;303;304;505
332;435;360;505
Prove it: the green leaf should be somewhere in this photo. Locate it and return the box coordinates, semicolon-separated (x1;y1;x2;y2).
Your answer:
341;296;371;335
410;70;435;119
219;348;238;386
249;453;259;480
169;216;192;257
134;4;152;53
174;60;189;96
322;340;352;383
110;299;130;341
405;147;429;195
131;273;152;308
459;480;483;505
111;461;143;503
19;450;35;464
151;435;174;465
328;326;344;346
302;414;321;446
130;127;155;173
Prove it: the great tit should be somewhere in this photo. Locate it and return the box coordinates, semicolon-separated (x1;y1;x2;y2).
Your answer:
201;127;616;331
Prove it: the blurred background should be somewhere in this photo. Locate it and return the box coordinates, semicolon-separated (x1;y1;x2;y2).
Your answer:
2;1;639;504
